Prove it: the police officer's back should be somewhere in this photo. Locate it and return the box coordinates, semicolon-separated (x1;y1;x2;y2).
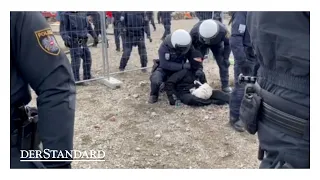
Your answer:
245;12;310;168
10;12;75;168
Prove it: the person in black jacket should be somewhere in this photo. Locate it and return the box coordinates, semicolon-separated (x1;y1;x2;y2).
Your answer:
165;67;230;106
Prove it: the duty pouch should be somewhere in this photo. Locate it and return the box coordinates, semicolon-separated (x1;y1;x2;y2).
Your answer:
239;87;262;135
14;106;39;150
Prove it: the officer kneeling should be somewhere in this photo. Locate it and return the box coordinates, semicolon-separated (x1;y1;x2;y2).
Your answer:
165;66;230;106
149;29;204;103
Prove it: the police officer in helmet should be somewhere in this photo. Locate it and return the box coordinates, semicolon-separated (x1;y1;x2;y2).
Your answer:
149;29;204;103
10;12;75;168
190;19;232;93
60;11;99;84
244;12;310;168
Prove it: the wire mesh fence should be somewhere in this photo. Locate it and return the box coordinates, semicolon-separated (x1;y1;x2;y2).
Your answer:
48;11;232;85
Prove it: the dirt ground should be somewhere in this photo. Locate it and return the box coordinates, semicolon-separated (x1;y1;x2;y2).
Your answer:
36;16;260;169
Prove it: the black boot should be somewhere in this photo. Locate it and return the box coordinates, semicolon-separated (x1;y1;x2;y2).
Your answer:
229;116;245;132
148;95;158;104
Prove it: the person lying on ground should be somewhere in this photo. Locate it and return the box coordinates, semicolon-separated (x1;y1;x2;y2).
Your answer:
165;66;230;106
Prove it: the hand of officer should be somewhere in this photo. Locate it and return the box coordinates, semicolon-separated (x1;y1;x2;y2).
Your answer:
148;36;152;42
93;38;99;46
64;36;72;48
195;69;204;79
64;41;70;48
183;63;191;69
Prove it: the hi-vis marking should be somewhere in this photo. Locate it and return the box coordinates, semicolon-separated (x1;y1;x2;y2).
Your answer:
34;28;61;56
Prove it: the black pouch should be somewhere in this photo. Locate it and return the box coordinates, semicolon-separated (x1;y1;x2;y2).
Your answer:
239;92;262;135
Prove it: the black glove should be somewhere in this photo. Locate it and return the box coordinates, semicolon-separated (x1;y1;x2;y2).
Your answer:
64;41;70;48
148;37;152;42
195;69;204;78
183;63;191;69
93;38;99;47
64;37;71;48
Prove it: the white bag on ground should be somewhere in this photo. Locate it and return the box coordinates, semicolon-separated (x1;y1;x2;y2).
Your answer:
190;80;213;100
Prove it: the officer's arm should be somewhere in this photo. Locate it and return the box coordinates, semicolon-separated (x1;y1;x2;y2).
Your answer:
59;12;69;41
230;12;247;64
86;18;97;39
222;32;231;60
165;69;188;97
12;12;75;168
143;12;151;37
188;46;204;71
158;46;183;71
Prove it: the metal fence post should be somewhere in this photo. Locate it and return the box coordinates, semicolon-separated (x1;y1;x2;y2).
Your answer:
100;11;110;80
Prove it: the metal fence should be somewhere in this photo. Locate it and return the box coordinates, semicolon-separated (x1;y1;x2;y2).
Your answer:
51;11;230;88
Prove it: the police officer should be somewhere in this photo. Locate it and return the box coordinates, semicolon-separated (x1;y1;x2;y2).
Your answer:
146;11;156;31
195;11;213;21
119;11;151;72
10;12;75;168
228;12;257;132
112;11;125;52
190;19;232;93
60;11;99;83
86;11;101;37
246;12;310;168
149;29;204;103
160;11;173;40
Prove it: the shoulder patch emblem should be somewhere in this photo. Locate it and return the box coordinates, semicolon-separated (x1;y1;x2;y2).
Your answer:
34;28;60;56
238;24;246;34
165;53;170;60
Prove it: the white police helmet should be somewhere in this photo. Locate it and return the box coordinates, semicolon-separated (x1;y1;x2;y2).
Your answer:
199;19;219;44
170;29;192;54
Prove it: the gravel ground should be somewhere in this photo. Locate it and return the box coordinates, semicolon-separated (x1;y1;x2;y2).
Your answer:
31;16;259;169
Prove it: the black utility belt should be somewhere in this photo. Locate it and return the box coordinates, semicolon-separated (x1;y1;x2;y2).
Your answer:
239;82;310;141
72;38;88;44
260;101;309;141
